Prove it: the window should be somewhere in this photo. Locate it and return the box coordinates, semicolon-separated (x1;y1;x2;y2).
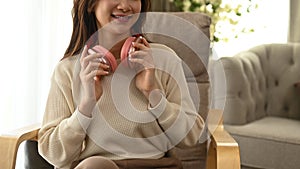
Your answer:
212;0;290;58
0;1;72;168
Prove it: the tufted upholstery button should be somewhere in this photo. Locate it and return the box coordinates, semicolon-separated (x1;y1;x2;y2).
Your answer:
283;105;289;112
290;58;295;65
275;80;279;86
238;91;242;98
295;81;300;94
255;104;258;112
264;102;268;111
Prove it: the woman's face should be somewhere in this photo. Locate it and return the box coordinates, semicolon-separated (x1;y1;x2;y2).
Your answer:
94;0;142;34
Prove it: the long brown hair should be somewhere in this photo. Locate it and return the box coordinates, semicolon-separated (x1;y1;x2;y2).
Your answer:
62;0;151;60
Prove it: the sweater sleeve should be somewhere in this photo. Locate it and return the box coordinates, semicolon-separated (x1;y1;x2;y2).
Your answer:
149;44;205;148
38;59;87;168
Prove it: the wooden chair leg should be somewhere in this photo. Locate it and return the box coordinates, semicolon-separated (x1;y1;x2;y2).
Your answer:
206;128;241;169
206;139;217;169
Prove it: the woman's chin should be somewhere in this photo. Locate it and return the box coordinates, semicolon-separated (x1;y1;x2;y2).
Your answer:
111;25;132;34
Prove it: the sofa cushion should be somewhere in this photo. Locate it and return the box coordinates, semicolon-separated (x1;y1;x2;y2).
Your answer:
225;117;300;169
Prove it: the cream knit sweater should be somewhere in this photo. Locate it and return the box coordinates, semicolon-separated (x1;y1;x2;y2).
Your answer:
38;43;204;168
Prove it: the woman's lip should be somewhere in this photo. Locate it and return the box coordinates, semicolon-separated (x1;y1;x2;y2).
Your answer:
112;14;132;18
111;14;133;22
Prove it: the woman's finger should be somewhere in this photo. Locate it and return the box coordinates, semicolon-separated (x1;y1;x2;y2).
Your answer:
130;58;154;67
141;37;150;47
130;50;152;62
81;53;106;69
131;42;147;50
131;37;150;50
80;45;88;63
86;69;109;80
83;61;110;75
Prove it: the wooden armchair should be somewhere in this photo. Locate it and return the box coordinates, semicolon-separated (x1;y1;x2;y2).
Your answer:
0;110;240;169
0;12;240;169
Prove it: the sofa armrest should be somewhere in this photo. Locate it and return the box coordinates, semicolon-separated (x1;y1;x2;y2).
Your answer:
0;123;41;169
206;109;241;169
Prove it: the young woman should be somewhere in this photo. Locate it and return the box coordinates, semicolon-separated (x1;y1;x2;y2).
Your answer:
38;0;204;168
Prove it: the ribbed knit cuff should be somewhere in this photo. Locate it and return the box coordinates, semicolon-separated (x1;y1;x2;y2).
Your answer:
75;107;93;132
148;92;167;118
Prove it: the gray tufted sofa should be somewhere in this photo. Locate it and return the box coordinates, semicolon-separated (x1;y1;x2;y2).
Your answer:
212;43;300;169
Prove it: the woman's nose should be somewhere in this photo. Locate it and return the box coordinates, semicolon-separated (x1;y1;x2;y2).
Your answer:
117;0;132;12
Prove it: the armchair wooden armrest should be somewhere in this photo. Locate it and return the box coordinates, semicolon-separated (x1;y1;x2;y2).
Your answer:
0;110;240;169
0;123;41;169
206;109;241;169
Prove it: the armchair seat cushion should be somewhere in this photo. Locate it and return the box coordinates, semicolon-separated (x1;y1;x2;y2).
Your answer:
225;117;300;169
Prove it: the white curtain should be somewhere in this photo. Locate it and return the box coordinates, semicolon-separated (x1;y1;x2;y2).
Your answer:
0;0;72;133
289;0;300;42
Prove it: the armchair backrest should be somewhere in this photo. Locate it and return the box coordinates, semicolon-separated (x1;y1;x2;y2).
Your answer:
216;43;300;125
145;12;211;168
145;12;211;120
248;43;300;119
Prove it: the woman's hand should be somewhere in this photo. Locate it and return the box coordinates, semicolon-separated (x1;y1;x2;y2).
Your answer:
129;37;161;106
78;46;110;117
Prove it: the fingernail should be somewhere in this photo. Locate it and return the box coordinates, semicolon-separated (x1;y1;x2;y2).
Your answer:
88;49;96;55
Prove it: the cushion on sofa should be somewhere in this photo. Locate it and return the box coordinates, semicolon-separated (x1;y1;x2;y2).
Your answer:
225;117;300;169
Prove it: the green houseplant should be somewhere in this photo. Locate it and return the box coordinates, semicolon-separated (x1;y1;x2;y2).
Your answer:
169;0;259;43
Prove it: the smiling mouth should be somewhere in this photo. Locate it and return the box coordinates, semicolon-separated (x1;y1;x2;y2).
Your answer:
111;14;133;22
